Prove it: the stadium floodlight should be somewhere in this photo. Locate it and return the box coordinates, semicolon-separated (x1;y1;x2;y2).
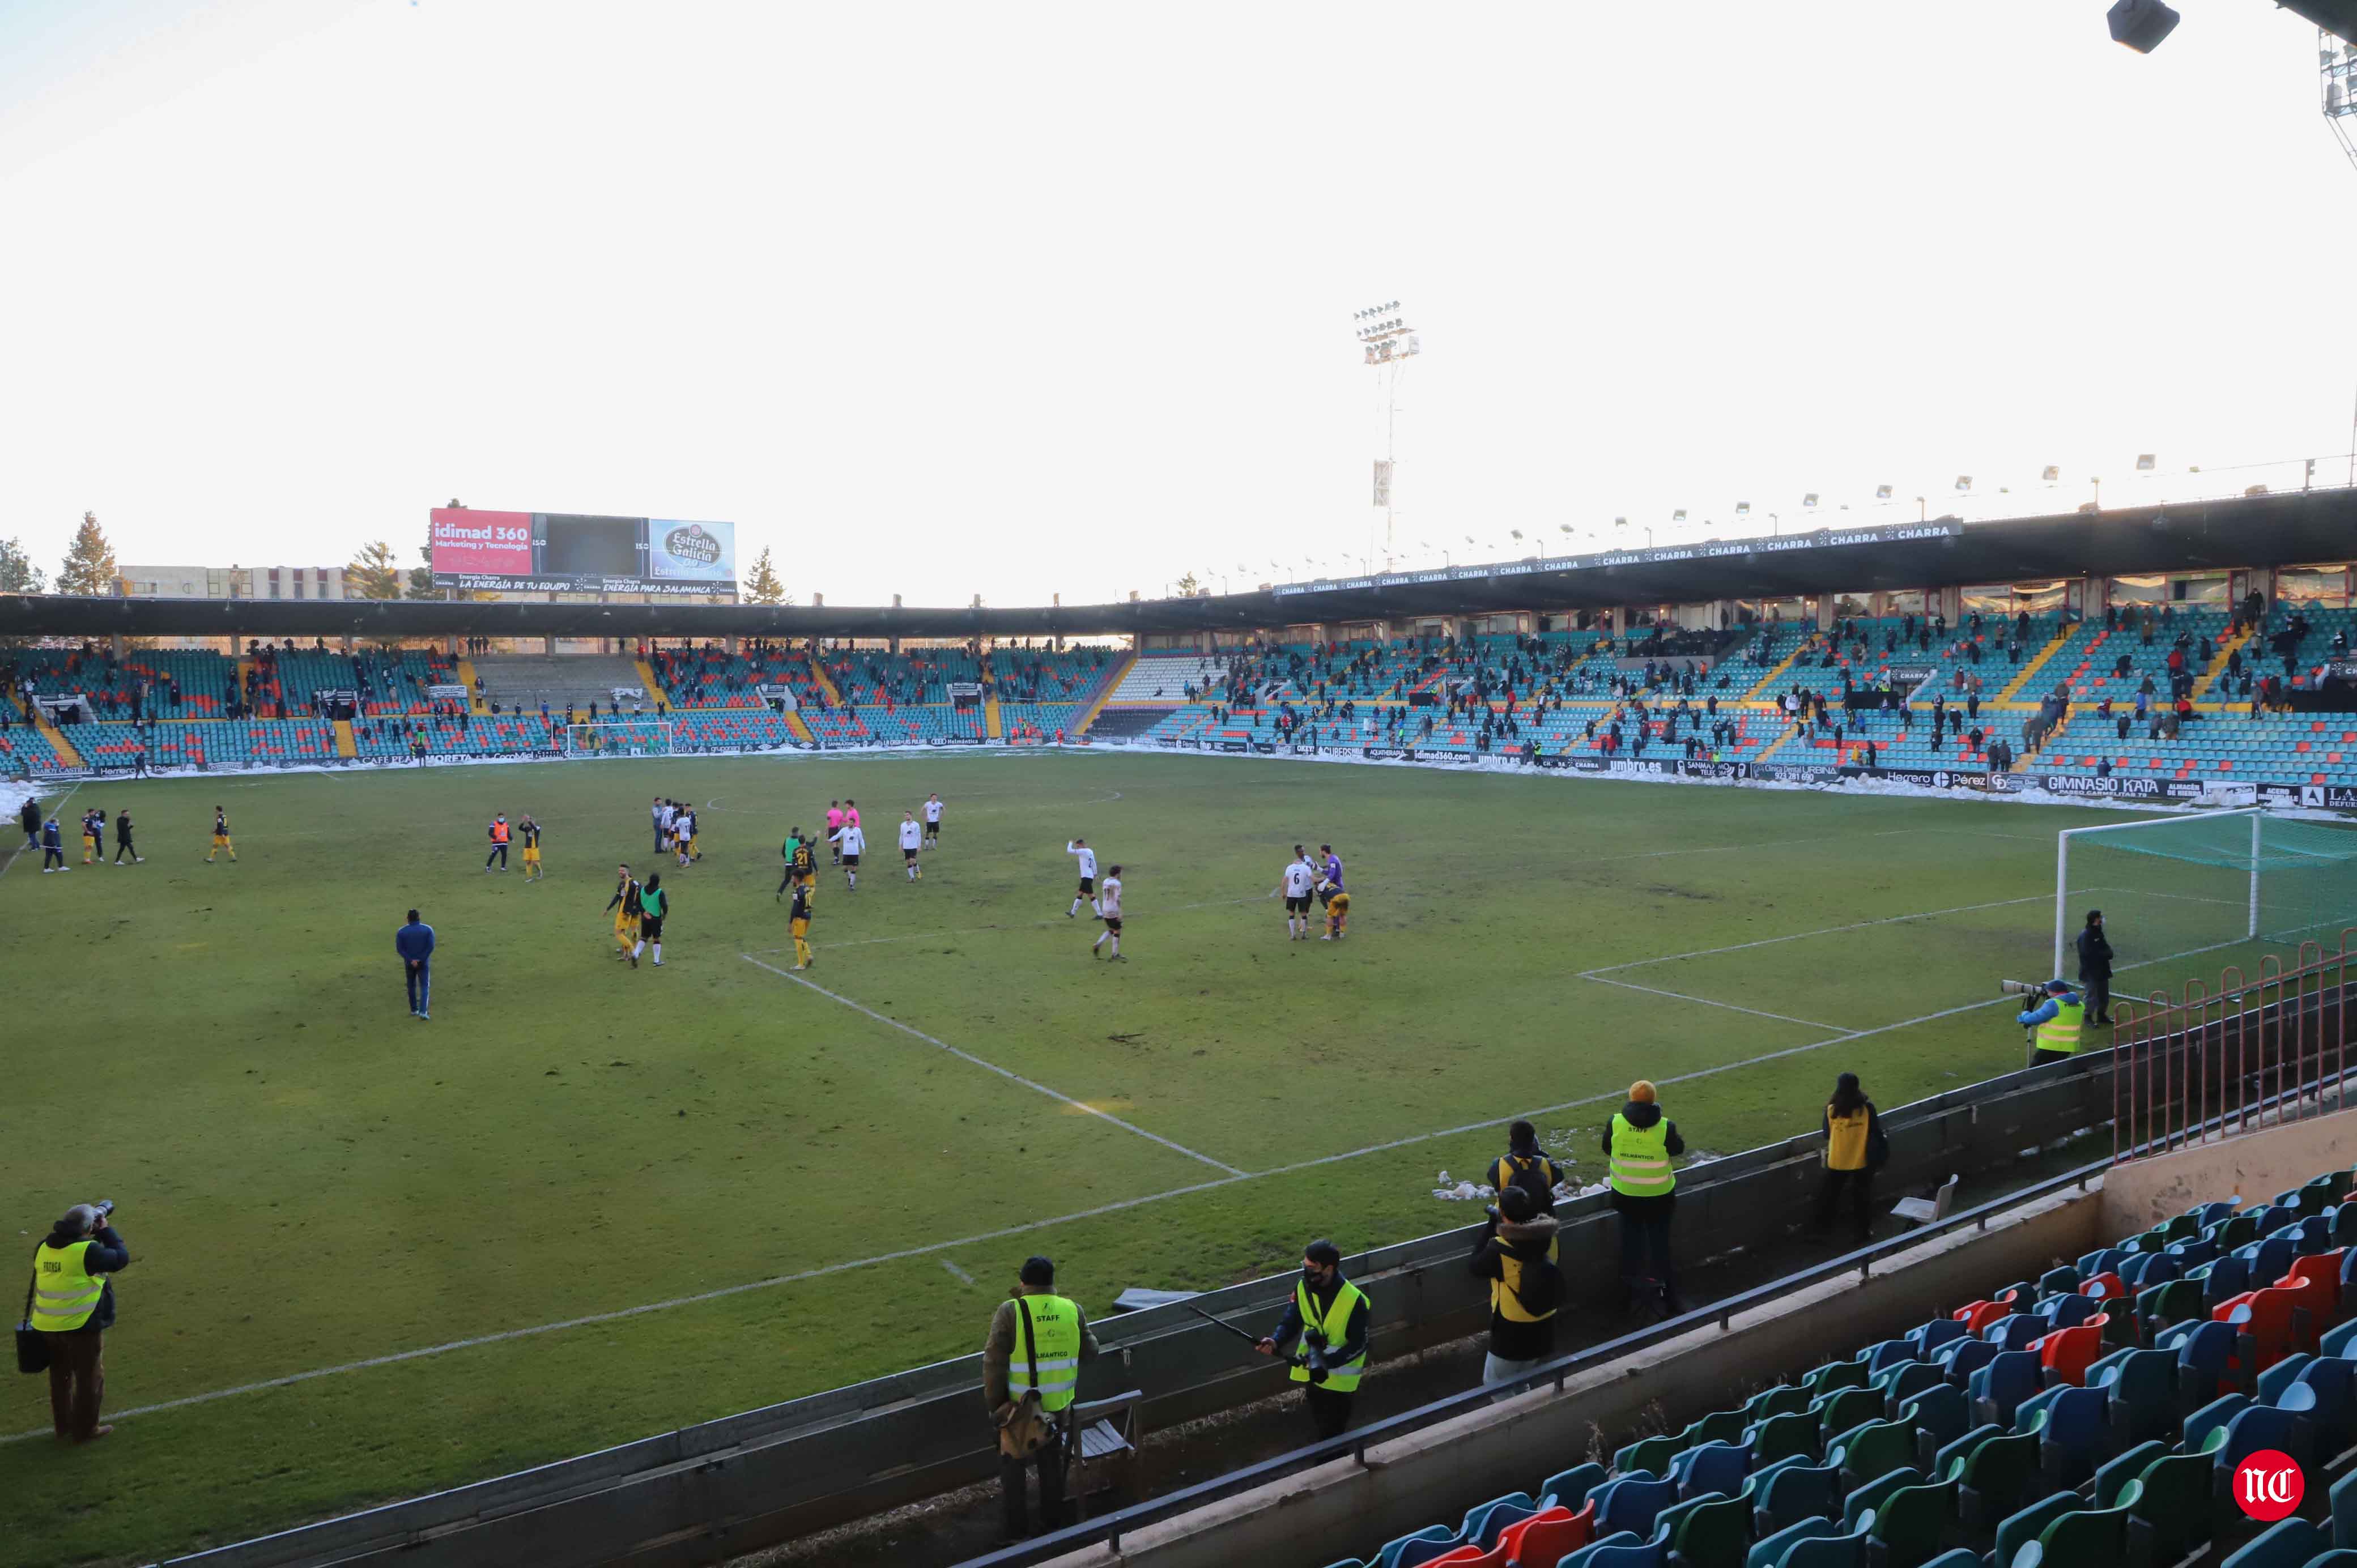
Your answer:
2042;465;2061;482
2106;0;2182;54
1803;493;1819;508
1734;501;1751;515
1874;484;1894;500
1672;509;1687;522
2136;453;2157;471
1955;475;1973;493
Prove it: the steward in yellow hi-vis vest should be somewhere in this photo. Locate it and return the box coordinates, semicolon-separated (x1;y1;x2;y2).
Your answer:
982;1256;1101;1543
1602;1081;1686;1318
28;1203;131;1444
1471;1187;1564;1390
1257;1238;1369;1440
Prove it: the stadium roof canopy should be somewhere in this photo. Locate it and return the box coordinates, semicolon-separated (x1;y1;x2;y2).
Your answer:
2;489;2349;642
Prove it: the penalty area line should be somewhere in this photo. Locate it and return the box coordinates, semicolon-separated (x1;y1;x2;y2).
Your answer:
739;953;1246;1177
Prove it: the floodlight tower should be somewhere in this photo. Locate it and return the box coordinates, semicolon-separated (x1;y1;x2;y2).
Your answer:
1354;300;1419;569
2328;30;2357;169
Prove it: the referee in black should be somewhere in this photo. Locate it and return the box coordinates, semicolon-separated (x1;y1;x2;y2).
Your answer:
2076;910;2115;1027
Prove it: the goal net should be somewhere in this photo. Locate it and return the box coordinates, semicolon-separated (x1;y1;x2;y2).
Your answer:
2054;809;2357;978
565;719;673;758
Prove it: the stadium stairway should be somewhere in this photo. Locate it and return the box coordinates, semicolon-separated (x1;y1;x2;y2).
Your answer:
632;656;665;706
32;707;80;767
455;655;487;714
2193;623;2260;702
333;718;358;759
983;687;1005;740
1070;650;1135;738
782;708;815;744
1993;620;2082;705
1739;633;1814;702
805;652;846;710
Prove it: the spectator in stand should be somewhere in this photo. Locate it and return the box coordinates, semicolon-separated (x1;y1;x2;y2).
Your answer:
1813;1073;1883;1245
1469;1186;1562;1396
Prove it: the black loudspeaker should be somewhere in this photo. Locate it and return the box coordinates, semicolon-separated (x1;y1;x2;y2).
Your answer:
2107;0;2181;53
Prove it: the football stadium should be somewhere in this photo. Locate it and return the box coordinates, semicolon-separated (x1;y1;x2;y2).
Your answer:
9;8;2357;1568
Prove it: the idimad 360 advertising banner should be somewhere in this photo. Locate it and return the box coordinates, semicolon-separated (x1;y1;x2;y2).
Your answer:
429;509;740;595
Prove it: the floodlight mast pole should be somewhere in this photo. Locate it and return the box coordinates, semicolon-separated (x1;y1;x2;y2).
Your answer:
1355;301;1419;570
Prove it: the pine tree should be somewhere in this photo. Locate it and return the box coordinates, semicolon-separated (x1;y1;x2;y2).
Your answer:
406;525;440;599
1175;572;1202;596
0;536;45;594
742;546;791;605
56;511;117;597
348;540;403;600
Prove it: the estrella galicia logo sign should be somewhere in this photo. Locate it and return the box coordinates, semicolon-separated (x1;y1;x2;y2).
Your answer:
665;523;722;565
2232;1450;2303;1521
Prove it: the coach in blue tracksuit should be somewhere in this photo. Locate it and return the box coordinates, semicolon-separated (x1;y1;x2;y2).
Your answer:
397;909;435;1020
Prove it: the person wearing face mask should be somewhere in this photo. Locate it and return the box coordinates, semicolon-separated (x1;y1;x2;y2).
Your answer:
1254;1239;1369;1438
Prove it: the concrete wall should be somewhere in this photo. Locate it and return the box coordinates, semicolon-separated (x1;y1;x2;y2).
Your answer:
1040;1188;2106;1568
2101;1106;2357;1235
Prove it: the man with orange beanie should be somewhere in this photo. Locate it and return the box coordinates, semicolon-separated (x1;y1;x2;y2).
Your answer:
1600;1080;1684;1316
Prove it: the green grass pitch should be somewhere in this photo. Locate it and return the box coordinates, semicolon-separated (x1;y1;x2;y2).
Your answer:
0;751;2275;1563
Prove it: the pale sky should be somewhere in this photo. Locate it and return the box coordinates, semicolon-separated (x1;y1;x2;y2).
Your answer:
2;0;2352;608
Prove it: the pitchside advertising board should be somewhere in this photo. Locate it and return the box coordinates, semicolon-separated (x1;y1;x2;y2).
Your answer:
429;509;738;595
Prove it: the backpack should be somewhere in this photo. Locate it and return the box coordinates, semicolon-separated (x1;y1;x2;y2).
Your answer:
1497;1152;1558;1215
1865;1110;1891;1170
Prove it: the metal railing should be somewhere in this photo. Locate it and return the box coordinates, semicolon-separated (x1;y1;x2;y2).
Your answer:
2115;928;2356;1161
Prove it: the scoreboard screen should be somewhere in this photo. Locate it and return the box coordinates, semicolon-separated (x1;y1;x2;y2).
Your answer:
429;508;737;595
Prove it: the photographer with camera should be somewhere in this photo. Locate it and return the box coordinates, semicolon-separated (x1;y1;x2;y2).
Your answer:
1255;1238;1369;1438
21;1201;131;1443
981;1256;1100;1544
2016;978;2087;1068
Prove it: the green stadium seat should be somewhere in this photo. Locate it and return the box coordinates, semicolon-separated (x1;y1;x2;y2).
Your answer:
1861;1477;1957;1567
1663;1493;1749;1568
1839;1467;1920;1532
1987;1492;2077;1566
2009;1505;2131;1568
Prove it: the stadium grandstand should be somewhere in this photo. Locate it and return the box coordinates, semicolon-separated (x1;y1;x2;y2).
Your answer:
6;498;2354;804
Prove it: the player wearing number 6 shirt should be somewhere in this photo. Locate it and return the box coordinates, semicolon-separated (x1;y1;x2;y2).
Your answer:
1066;839;1098;918
1277;847;1318;941
1091;866;1125;961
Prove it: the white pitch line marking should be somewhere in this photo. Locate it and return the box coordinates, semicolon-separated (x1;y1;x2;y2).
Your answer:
1580;893;2055;975
740;953;1246;1177
1580;974;1850;1032
940;1258;976;1286
0;1173;1246;1445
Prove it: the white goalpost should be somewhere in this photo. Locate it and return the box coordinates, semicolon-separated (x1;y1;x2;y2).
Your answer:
2053;808;2357;978
564;719;674;759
